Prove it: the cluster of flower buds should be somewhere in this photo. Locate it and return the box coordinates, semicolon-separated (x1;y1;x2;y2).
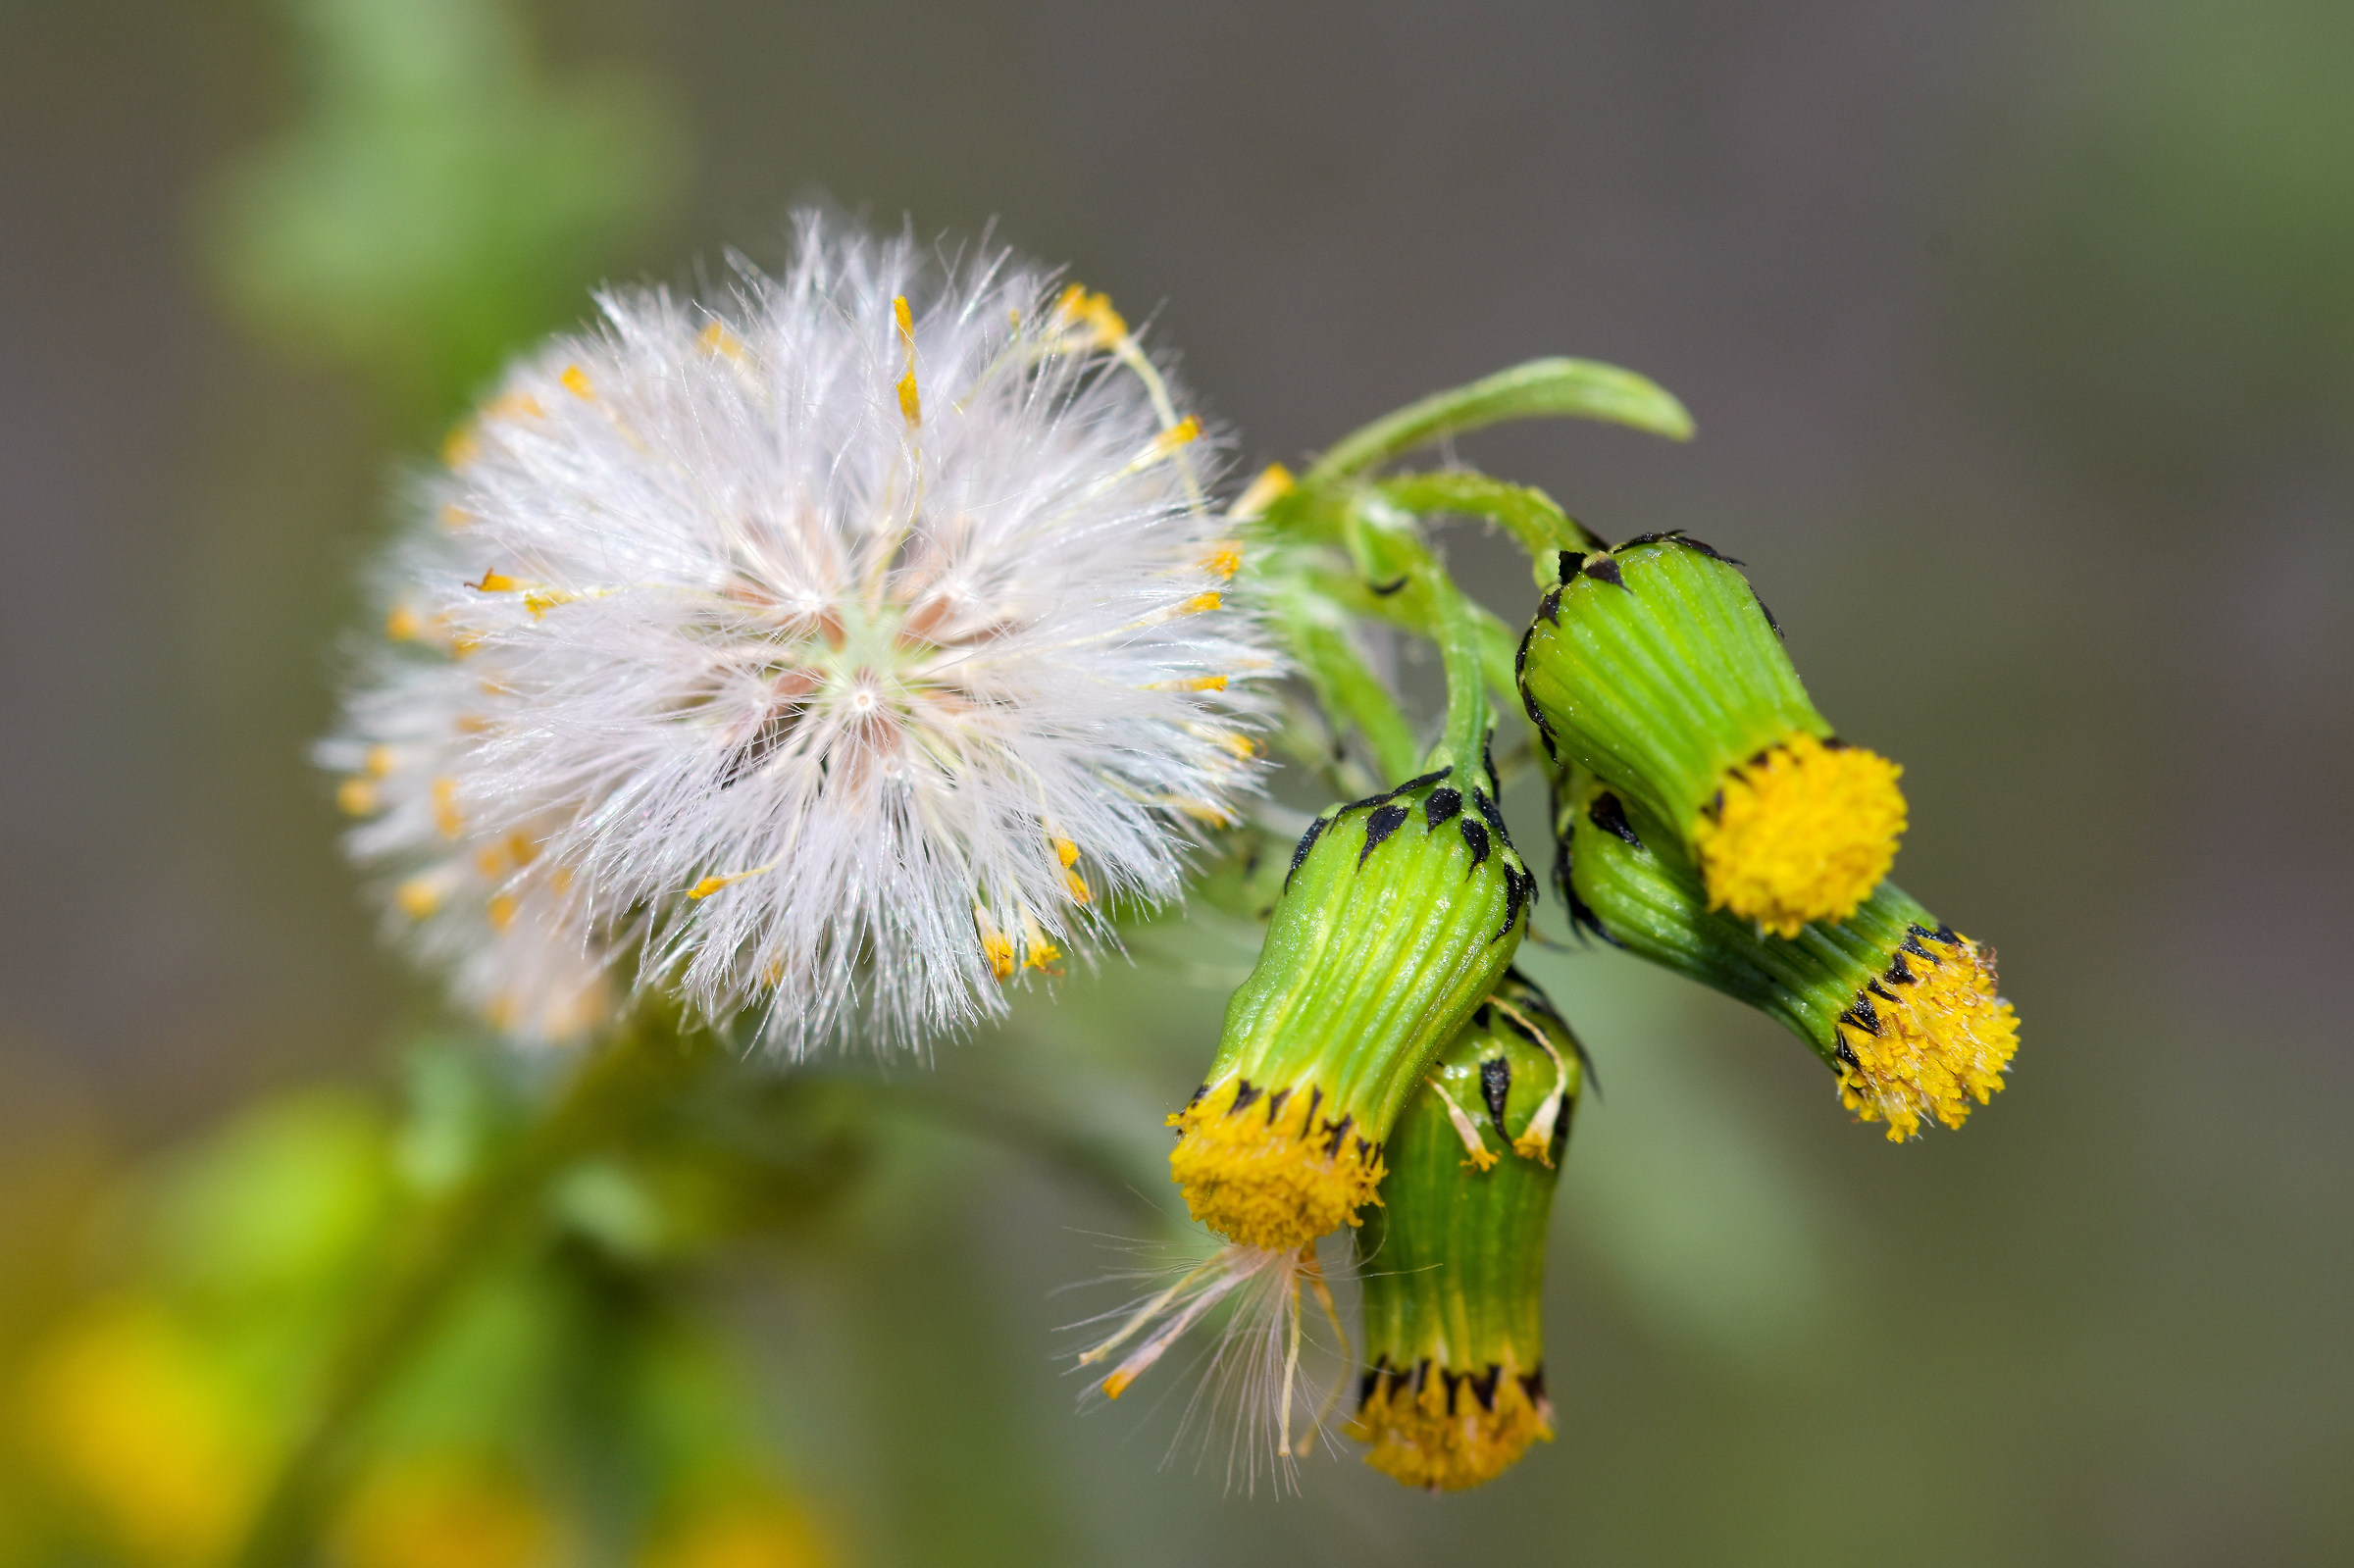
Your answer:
1132;488;2014;1491
1520;531;2016;1138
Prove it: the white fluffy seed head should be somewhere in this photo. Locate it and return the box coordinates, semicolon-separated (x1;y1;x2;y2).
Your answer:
325;215;1270;1053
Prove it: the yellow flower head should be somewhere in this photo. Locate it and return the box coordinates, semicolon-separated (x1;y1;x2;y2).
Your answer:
1351;1352;1553;1492
1692;733;1907;936
1833;925;2020;1140
1167;1079;1387;1251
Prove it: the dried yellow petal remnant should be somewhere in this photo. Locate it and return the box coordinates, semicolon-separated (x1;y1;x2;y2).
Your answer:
1167;1076;1385;1251
1229;462;1295;521
1692;733;1906;936
1834;926;2019;1140
431;777;463;837
1350;1352;1553;1492
697;320;747;361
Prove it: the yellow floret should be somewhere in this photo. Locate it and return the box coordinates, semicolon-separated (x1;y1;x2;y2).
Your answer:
1833;928;2020;1139
1167;1077;1384;1250
1349;1352;1554;1492
1692;733;1906;936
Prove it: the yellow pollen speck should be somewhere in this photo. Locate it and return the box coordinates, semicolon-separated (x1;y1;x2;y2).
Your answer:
1834;928;2020;1140
1692;733;1906;936
1201;543;1243;580
1229;463;1296;521
484;390;543;422
560;364;593;399
1019;912;1061;972
336;779;379;817
1212;731;1258;761
974;907;1017;982
474;843;509;877
365;744;394;778
1179;591;1221;615
394;877;442;919
431;777;462;837
439;502;473;531
449;632;484;658
523;590;574;618
1350;1350;1553;1491
441;426;480;469
385;605;423;642
1050;837;1091;905
1052;283;1128;348
689;864;774;900
471;570;518;593
894;295;921;426
486;893;518;932
698;320;746;361
1179;673;1229;691
1150;416;1203;457
1167;1077;1386;1250
1167;795;1238;826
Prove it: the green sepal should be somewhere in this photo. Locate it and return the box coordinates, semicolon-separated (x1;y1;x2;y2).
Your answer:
1354;970;1578;1383
1517;534;1824;844
1201;772;1536;1141
1556;771;1942;1073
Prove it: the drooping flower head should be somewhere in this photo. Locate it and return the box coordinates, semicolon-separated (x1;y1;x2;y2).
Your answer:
326;216;1268;1052
1518;533;1906;936
1557;769;2017;1138
1168;767;1537;1250
1351;970;1578;1491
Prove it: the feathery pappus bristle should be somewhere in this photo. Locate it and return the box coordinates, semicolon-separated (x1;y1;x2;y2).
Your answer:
1073;1240;1352;1494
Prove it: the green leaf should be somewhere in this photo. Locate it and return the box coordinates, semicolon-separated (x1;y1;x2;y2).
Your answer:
1305;358;1694;484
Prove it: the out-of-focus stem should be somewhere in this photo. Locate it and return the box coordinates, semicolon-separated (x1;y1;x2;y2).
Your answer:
230;1016;710;1568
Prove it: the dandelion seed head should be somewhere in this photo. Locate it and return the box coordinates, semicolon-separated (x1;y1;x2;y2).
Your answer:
328;215;1269;1052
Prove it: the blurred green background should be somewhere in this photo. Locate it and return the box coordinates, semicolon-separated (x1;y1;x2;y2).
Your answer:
3;0;2351;1563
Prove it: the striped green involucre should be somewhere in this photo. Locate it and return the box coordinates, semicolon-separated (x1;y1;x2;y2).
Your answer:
1351;971;1578;1491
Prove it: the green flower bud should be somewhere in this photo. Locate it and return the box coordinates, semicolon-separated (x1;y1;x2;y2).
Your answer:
1350;970;1578;1491
1556;771;2017;1140
1517;533;1907;936
1169;767;1537;1250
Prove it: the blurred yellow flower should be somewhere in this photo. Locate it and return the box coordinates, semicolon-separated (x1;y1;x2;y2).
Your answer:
334;1455;563;1568
641;1492;829;1568
20;1297;263;1566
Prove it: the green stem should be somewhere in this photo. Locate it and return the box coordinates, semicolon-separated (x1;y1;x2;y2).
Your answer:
230;1016;712;1568
1343;492;1488;776
1376;471;1598;580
